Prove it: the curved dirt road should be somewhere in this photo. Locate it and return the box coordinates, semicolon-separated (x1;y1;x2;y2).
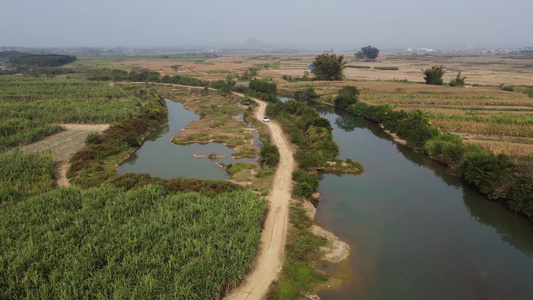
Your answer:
226;95;294;299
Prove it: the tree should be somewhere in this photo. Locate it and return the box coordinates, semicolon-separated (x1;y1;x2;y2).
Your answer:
359;45;379;60
311;53;346;81
422;65;444;85
334;85;360;110
449;72;466;87
355;51;365;59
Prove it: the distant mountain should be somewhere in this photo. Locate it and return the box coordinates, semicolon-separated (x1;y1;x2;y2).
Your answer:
239;38;271;50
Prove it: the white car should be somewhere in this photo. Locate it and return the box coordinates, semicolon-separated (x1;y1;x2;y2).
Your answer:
262;117;270;122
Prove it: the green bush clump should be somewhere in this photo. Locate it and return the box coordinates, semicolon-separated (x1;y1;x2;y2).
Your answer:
463;150;512;197
266;100;339;171
449;72;467;87
249;79;277;94
425;134;470;167
334;86;359;110
292;170;319;198
260;137;280;168
422;65;444;85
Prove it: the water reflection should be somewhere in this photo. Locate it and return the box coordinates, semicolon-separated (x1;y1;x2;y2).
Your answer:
293;99;533;300
118;99;257;180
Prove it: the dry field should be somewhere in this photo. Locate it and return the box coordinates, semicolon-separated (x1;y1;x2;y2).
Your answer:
100;52;533;158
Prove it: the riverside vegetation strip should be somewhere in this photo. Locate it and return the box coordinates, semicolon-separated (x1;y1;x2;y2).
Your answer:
0;76;268;299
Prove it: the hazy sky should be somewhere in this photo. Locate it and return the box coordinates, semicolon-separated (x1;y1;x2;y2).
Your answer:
2;0;532;50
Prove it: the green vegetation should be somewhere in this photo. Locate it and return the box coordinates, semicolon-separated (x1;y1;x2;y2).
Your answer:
294;87;319;101
347;102;533;220
0;184;266;299
259;137;280;168
345;65;371;69
449;72;467;87
267;205;327;299
0;76;270;299
334;86;360;110
67;90;168;187
87;69;206;87
311;53;346;81
500;84;533;97
292;169;319;198
355;45;380;60
0;149;56;204
8;54;77;68
374;66;399;71
422;65;444;85
0;77;140;151
266;100;339;172
230;80;279;102
249;79;277;94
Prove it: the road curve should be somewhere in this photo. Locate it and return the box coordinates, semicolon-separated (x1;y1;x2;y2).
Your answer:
226;94;294;299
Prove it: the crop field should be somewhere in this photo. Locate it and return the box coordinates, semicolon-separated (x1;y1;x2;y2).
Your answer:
0;184;266;299
0;77;140;151
89;52;533;159
0;74;270;299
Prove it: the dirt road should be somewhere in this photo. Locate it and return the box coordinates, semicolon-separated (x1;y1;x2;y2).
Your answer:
226;95;294;299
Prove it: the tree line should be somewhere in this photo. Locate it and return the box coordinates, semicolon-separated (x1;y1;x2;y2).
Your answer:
8;54;77;68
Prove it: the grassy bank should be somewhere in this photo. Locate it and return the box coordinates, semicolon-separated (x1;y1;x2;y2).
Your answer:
265;98;362;298
348;101;533;221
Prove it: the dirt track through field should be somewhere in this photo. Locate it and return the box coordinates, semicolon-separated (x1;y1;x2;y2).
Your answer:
225;94;294;300
22;124;109;187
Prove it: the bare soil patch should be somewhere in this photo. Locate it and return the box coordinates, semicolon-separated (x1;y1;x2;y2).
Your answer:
22;124;109;187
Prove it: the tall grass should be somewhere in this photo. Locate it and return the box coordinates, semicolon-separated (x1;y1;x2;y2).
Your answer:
0;184;267;299
0;149;56;203
0;77;141;150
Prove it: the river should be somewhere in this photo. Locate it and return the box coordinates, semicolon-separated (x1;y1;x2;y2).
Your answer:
308;104;533;300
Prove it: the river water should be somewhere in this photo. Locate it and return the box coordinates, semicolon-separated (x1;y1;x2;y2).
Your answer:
118;99;257;180
308;105;533;300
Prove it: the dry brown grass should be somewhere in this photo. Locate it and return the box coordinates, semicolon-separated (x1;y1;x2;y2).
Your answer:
123;52;533;158
434;119;533;138
465;139;533;157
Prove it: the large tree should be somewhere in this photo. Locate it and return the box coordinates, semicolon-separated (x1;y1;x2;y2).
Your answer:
311;53;346;81
356;45;379;60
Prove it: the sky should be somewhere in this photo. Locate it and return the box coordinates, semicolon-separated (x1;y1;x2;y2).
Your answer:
1;0;533;50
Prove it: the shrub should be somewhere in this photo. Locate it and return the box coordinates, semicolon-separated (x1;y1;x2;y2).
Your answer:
422;65;444;85
259;137;280;168
449;72;467;87
249;79;277;94
425;134;468;167
463;150;512;197
334;86;359;110
85;132;104;145
292;170;319;198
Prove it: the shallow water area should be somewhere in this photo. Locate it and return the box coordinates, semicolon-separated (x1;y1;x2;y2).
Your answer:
118;99;257;180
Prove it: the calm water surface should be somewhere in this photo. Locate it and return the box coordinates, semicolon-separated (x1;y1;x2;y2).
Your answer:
307;105;533;300
118;99;256;180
